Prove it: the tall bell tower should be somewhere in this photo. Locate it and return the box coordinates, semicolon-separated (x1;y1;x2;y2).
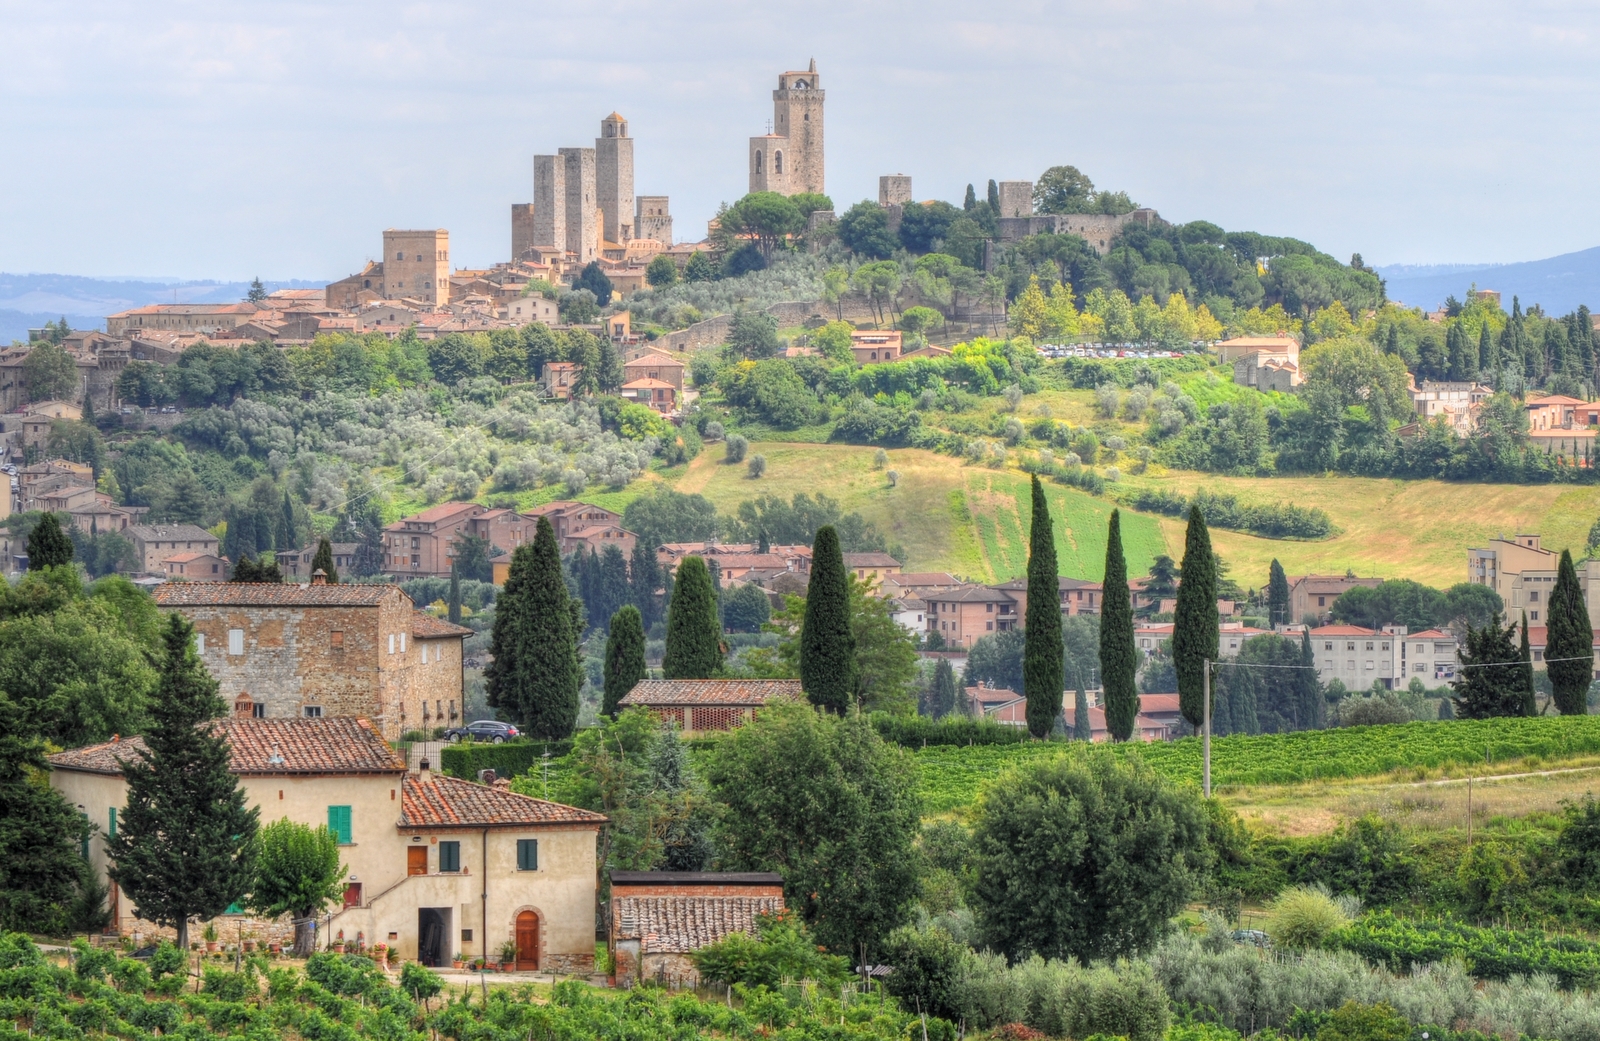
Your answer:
748;60;824;197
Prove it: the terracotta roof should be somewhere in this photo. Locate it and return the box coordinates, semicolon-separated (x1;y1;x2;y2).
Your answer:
624;352;685;368
1139;694;1182;714
128;524;217;543
400;772;606;828
621;377;675;389
163;552;219;564
1310;624;1381;636
48;718;405;776
412;611;473;639
391;501;482;525
885;572;961;587
843;553;901;568
1404;629;1456;640
154;583;405;607
966;685;1021;706
928;584;1016;603
613;895;787;954
619;679;803;707
611;871;783;886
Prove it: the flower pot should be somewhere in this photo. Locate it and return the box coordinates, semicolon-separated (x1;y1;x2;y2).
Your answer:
205;942;218;953
333;943;345;954
243;941;256;952
452;960;464;970
500;961;513;972
269;943;282;954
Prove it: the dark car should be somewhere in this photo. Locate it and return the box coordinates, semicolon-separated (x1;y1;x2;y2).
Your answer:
444;720;520;743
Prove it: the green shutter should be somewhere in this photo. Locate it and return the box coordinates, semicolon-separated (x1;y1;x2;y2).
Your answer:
439;841;460;873
108;807;116;839
328;806;352;845
81;813;90;861
516;839;538;871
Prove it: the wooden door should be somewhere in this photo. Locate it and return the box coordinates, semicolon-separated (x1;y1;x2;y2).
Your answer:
407;847;427;876
515;911;539;970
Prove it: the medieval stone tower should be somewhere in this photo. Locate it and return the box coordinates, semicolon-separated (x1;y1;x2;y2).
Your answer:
748;60;824;197
595;113;635;246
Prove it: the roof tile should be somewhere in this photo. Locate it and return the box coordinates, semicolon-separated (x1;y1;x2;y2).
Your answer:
620;679;803;707
400;773;606;827
613;895;786;953
154;583;405;607
48;718;406;775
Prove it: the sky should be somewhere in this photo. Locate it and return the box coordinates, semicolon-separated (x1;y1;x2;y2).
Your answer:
3;0;1600;282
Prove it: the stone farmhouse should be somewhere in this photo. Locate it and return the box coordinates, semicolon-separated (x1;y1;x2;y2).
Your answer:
618;679;802;735
610;871;785;988
128;524;221;575
151;578;471;742
48;717;606;971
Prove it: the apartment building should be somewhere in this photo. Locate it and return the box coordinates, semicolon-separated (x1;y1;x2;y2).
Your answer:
925;585;1020;647
1468;533;1600;624
1309;623;1405;690
382;502;533;578
1400;628;1461;683
1289;573;1383;624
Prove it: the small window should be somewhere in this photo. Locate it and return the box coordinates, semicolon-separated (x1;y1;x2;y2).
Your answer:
108;807;117;838
400;633;407;653
328;805;352;845
516;839;538;871
196;633;206;655
389;634;396;654
304;705;323;718
439;841;461;872
228;629;244;655
331;630;344;649
253;703;265;718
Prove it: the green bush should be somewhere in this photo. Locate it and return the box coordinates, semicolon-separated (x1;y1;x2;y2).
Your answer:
688;911;850;987
439;739;571;780
1266;885;1350;949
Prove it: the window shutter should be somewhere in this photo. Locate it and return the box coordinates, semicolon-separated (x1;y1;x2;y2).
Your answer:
516;839;538;871
328;806;352;845
439;841;460;872
108;807;117;838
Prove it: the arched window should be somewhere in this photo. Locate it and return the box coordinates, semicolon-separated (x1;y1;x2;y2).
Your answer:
754;150;763;174
774;151;783;174
396;251;404;260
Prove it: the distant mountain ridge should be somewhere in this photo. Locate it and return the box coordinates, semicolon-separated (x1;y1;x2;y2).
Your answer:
1377;247;1600;315
0;273;321;344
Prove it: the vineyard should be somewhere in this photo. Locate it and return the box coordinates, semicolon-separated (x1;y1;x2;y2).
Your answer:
1334;911;1600;990
913;716;1600;815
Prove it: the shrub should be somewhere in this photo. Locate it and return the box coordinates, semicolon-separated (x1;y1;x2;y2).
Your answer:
873;448;888;468
1095;385;1120;418
724;434;748;463
747;455;767;478
438;739;572;780
689;910;850;987
1268;884;1350;949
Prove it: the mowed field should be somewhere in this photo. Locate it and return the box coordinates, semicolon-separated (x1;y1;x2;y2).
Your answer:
656;441;1600;586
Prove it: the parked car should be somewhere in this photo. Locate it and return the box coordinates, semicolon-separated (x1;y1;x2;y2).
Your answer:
443;720;520;743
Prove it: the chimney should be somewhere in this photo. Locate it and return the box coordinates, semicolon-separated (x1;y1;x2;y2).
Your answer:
311;568;327;586
418;757;430;776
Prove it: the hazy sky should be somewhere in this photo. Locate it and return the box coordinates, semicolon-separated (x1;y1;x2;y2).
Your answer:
4;0;1599;281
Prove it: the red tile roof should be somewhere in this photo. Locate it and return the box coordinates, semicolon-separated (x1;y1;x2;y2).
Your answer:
400;773;605;828
48;718;405;776
153;583;406;607
612;895;786;954
620;679;803;707
843;553;901;568
412;611;474;639
1310;624;1381;636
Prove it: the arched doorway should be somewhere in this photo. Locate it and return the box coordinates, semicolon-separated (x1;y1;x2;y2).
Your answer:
514;911;539;971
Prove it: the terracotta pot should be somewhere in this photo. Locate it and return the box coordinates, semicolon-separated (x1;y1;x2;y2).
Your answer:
333;943;346;954
269;943;282;954
243;940;256;952
452;961;465;970
205;942;218;953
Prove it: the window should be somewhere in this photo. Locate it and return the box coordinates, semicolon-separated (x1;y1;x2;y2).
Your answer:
1324;642;1333;651
252;703;265;718
1531;611;1539;621
400;633;407;653
108;807;117;838
1365;642;1374;651
1318;596;1326;606
331;630;344;649
328;806;352;845
228;629;244;655
986;622;994;631
1346;642;1356;651
389;634;396;654
1365;660;1374;670
196;633;206;655
516;839;538;871
303;705;323;718
1529;591;1540;603
439;841;461;872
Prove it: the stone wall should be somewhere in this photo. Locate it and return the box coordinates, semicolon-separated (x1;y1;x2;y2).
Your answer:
650;295;879;354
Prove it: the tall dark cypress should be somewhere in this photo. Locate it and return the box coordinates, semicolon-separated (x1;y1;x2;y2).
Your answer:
107;614;258;951
447;564;462;625
931;658;957;719
800;525;855;714
602;605;647;719
1520;612;1537;717
1174;506;1219;729
630;540;662;628
25;513;73;570
662;556;724;679
310;537;337;584
1548;549;1592;715
1023;476;1064;738
1299;629;1323;729
1480;323;1496;383
1073;672;1092;741
279;490;297;552
599;544;631;631
486;519;580;737
1267;559;1290;628
1099;510;1138;741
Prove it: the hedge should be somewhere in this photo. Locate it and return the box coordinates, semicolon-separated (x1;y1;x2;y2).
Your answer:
439;739;573;781
869;712;1034;749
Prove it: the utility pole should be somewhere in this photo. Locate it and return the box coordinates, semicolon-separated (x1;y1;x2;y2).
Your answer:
1202;658;1211;798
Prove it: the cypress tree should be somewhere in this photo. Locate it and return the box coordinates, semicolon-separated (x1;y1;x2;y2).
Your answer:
1174;506;1219;729
1023;476;1064;739
486;518;580;737
25;512;73;570
931;658;957;719
310;537;337;584
630;540;662;628
1520;611;1537;717
1099;509;1138;741
1299;629;1323;729
599;544;630;632
1073;673;1092;741
799;525;855;713
1548;548;1592;715
447;564;462;625
1267;559;1290;628
108;614;258;950
602;605;647;718
663;556;724;679
280;490;297;552
1480;323;1496;381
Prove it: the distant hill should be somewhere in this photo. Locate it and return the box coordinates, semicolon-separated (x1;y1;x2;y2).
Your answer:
0;273;322;344
1378;247;1600;315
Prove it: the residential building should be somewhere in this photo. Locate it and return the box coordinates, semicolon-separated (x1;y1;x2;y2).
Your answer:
127;523;221;574
19;400;83;448
1524;626;1600;677
1400;628;1461;684
105;303;259;337
162;552;228;580
1309;623;1404;689
151;579;470;741
1468;533;1600;624
48;718;605;971
620;377;677;412
382;502;532;579
901;344;953;362
1525;395;1600;432
279;541;357;580
617;679;802;734
850;330;902;365
609;871;785;989
621;351;687;396
966;683;1024;721
542;361;580;400
889;595;927;635
1215;335;1299;367
1233;352;1301;392
523;501;635;556
1412;381;1491;435
657;541;811;575
881;572;962;599
925;584;1019;647
843;552;901;585
1289;573;1383;625
1058;702;1173;743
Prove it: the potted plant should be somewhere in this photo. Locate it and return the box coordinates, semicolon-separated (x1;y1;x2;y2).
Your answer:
333;930;346;954
268;942;282;955
371;942;389;969
452;952;466;970
203;924;218;954
355;932;366;955
498;939;518;972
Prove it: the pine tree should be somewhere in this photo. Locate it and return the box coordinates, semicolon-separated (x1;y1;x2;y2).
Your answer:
1520;612;1537;717
799;525;855;713
1174;506;1219;729
1451;617;1528;719
1023;476;1064;738
1548;548;1592;715
663;556;724;679
486;519;581;738
1073;673;1092;741
1099;510;1138;741
602;605;647;718
931;658;957;719
26;513;73;570
231;556;259;582
1267;558;1290;628
310;537;337;584
447;565;462;625
108;614;258;950
0;697;95;932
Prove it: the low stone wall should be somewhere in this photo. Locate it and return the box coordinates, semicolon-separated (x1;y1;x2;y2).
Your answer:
651;296;879;352
543;951;596;976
